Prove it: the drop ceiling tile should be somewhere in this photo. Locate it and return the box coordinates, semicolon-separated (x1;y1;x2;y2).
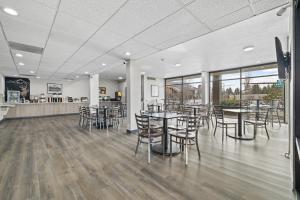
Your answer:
110;39;154;58
59;0;127;26
252;0;288;15
88;28;128;53
186;0;249;27
103;0;181;38
40;31;85;69
135;9;210;49
2;19;49;47
0;0;56;28
32;0;60;9
212;6;253;30
52;12;99;40
133;48;159;60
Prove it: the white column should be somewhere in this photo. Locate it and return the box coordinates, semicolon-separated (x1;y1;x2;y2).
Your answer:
126;60;141;131
89;74;99;106
202;71;210;105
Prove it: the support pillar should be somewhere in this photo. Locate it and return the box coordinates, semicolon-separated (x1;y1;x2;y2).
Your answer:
89;74;99;106
126;60;141;132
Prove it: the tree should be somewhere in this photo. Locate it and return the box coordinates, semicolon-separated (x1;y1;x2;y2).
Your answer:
251;84;261;94
234;88;240;95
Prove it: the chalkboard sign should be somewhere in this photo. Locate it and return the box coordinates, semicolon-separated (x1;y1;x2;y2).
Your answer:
5;77;30;101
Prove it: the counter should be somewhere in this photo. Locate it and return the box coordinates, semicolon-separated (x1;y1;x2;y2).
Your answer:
5;102;89;119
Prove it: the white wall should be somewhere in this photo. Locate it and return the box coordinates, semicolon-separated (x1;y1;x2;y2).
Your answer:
30;78;90;98
144;76;164;105
118;80;127;103
0;73;4;103
99;78;120;97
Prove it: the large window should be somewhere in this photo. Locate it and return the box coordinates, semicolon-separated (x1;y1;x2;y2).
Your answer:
165;74;202;104
210;63;285;109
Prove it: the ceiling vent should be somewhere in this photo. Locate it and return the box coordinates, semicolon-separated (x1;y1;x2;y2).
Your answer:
8;41;44;54
147;76;156;80
19;73;36;77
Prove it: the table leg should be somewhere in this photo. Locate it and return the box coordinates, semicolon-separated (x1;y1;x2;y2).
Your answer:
238;113;242;137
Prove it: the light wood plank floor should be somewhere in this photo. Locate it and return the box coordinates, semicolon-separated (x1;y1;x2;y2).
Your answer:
0;115;295;200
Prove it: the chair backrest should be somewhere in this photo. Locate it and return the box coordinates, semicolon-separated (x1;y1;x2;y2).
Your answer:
258;108;270;122
135;114;150;134
213;105;223;119
183;115;200;138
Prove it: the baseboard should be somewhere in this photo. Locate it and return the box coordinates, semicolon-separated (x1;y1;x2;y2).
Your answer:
5;113;78;120
126;129;138;134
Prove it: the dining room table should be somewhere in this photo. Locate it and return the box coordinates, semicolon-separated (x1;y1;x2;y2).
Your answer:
143;112;184;156
222;108;259;140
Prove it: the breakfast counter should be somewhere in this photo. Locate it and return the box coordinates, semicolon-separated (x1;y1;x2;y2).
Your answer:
5;102;89;119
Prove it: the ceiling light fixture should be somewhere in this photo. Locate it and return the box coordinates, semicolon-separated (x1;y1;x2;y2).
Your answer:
76;75;79;78
36;76;40;79
175;63;181;67
125;52;131;56
15;53;23;57
84;71;89;74
18;62;24;66
118;76;123;80
29;70;35;74
243;46;254;52
13;74;18;77
141;72;145;75
102;63;106;66
3;7;18;16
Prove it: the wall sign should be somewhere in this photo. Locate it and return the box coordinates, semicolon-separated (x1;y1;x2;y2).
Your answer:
151;85;159;97
47;83;63;94
99;87;106;95
5;77;30;101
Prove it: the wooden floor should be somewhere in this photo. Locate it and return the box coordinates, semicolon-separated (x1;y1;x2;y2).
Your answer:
0;115;295;200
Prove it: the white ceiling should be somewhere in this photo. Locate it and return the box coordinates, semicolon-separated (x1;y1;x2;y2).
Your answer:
0;0;289;81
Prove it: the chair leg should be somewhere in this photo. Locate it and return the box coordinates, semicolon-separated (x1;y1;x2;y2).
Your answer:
185;140;188;166
206;118;209;129
253;124;257;139
148;137;151;164
170;135;172;159
265;124;270;140
277;111;281;127
222;125;224;142
162;135;165;160
213;122;217;136
135;137;140;155
89;119;92;133
195;136;201;160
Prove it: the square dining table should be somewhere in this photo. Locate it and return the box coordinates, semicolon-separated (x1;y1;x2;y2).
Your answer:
143;112;183;155
222;108;258;140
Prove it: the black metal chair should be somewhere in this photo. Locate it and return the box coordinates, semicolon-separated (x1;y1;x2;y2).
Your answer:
135;114;165;163
213;105;237;141
169;115;201;166
243;109;270;140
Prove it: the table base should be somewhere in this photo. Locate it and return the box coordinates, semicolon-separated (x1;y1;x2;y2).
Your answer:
226;134;255;140
152;143;181;156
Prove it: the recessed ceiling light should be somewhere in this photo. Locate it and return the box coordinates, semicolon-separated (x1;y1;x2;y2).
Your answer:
243;46;254;52
76;75;79;78
175;63;181;67
141;72;145;75
18;62;24;66
15;53;23;57
118;76;123;80
102;63;106;66
84;72;89;74
3;7;18;16
125;52;131;56
29;70;35;74
36;76;40;79
13;74;18;77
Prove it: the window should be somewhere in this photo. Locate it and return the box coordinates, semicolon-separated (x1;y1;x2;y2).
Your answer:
210;64;285;111
165;74;202;105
